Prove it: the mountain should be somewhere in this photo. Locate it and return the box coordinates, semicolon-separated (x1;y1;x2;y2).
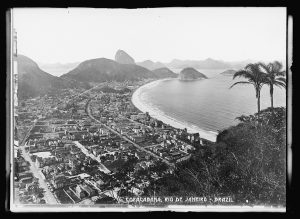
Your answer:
115;50;135;64
152;67;178;78
164;58;259;70
17;55;88;99
179;67;208;80
166;58;231;69
227;59;256;70
61;58;157;83
136;60;165;70
38;62;80;77
220;69;237;76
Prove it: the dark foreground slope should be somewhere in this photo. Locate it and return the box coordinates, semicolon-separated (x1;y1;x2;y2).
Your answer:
61;58;157;83
146;107;286;206
17;55;89;99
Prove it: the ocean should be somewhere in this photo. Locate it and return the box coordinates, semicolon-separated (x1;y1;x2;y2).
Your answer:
132;69;286;142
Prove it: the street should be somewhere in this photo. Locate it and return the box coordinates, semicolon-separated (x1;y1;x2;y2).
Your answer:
73;141;111;174
19;145;58;204
86;99;175;168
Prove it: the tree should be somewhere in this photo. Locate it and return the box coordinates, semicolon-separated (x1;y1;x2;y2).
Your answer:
259;61;286;109
230;63;267;114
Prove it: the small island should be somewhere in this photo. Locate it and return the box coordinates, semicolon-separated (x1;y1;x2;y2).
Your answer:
220;69;237;76
179;67;207;81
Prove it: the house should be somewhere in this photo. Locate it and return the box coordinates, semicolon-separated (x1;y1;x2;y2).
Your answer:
69;158;80;170
52;174;67;189
19;176;33;185
130;135;146;143
74;185;87;199
16;159;30;173
35;157;44;168
81;184;97;197
175;154;191;163
18;172;33;181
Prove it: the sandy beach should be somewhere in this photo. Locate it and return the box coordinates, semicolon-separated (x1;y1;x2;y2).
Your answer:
131;78;218;142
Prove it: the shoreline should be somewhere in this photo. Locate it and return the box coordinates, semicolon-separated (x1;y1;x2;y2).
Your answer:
131;78;218;142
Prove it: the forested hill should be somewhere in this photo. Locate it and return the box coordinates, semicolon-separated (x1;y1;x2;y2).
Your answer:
147;107;286;206
60;58;157;83
17;55;89;100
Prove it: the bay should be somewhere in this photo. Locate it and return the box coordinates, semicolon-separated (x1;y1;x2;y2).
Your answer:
132;69;286;142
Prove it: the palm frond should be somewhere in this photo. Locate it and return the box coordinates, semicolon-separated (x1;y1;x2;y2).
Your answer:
274;82;286;89
230;81;251;89
273;61;283;71
245;63;261;74
277;77;286;83
278;70;286;77
274;77;286;89
233;70;254;81
259;62;271;74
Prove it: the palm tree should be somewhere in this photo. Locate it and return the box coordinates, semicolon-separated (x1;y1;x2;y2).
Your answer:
259;61;286;109
230;63;267;114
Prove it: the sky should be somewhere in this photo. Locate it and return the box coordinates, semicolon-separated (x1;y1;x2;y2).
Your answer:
13;7;286;64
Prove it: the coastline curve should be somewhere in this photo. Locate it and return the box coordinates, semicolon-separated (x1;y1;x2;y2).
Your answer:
131;78;218;142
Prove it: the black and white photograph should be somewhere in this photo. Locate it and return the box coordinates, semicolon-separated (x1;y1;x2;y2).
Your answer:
8;7;290;212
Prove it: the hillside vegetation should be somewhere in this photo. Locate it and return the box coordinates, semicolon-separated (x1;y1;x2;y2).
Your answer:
179;67;208;80
61;58;156;83
151;107;286;206
17;55;90;100
152;67;178;78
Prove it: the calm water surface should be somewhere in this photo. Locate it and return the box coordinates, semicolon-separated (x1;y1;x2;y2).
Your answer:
137;69;286;134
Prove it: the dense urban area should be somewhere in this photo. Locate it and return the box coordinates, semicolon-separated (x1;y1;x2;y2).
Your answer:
14;79;210;205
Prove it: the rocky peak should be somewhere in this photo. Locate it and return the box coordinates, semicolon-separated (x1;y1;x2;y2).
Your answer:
115;50;135;64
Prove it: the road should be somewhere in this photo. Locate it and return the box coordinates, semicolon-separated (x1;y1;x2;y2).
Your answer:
87;99;175;168
17;119;59;204
19;145;59;204
141;143;162;148
57;82;108;107
73;141;111;174
19;120;36;146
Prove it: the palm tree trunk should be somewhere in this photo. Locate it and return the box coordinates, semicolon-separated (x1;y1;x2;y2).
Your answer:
257;91;261;114
255;87;261;114
270;85;274;109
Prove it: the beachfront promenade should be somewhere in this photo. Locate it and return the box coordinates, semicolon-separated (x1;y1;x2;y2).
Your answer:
86;99;175;168
123;114;194;152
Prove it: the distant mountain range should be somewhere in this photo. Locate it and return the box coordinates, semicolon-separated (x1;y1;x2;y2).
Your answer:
17;55;89;99
38;57;249;77
179;68;207;81
37;50;285;77
18;50;281;100
167;58;232;69
136;60;165;70
18;52;180;100
220;69;237;76
137;57;260;71
38;62;80;77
